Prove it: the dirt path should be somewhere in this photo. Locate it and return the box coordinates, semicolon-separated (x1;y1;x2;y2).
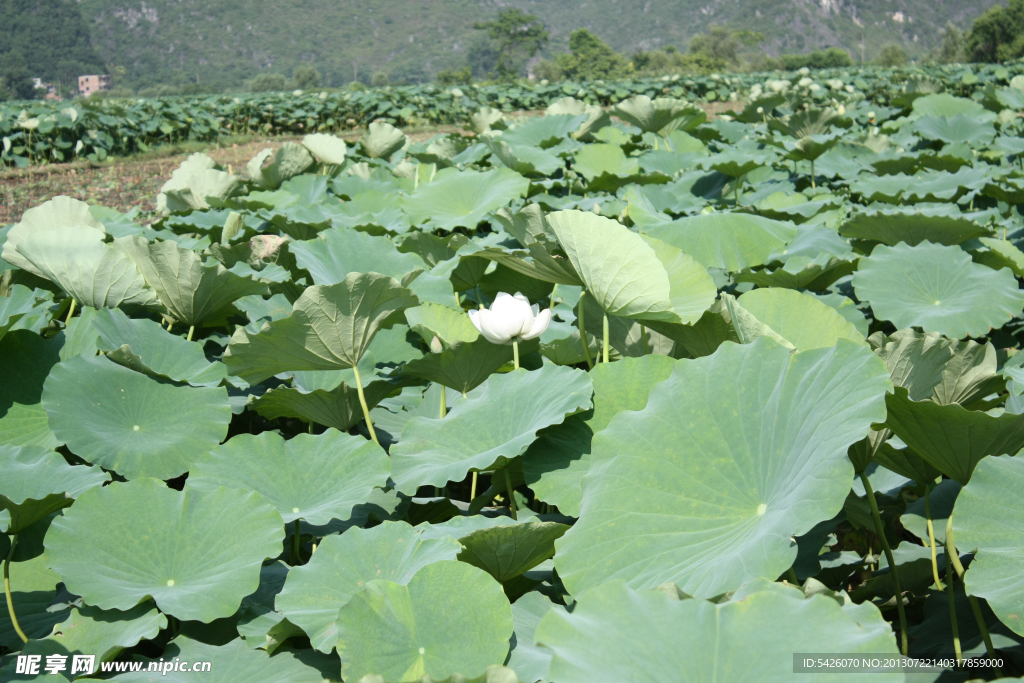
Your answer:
1;101;742;226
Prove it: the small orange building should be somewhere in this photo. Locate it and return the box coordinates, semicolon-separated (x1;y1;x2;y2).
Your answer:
78;75;112;96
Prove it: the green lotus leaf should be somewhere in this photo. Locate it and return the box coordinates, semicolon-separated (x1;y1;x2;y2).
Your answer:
92;307;226;387
505;591;562;683
643;214;798;272
335;561;512;683
853;242;1024;339
952;455;1024;637
5;227;157;310
971;236;1024;278
0;445;108;533
158;153;241;212
572;144;640;181
883;387;1024;484
302;132;348;165
612;96;702;135
457;521;568;584
405;303;479;347
483;137;562;177
247;143;316;190
114;236;269;327
188;430;389;525
913;94;991;119
720;293;795;350
38;602;167;663
0;554;69;649
0;285;47;342
535;579;900;683
735;256;856;292
555;338;891;598
840;208;991;246
701;148;776;178
544;97;610;140
59;305;101;361
275;521;462;652
291;228;427;285
390;364;593;493
224;273;418;384
498;114;587;148
547;210;677;322
640;234;717;325
333;191;411;234
1;196;105;277
736;288;865;351
401;339;516;395
42;354;231;480
360;122;409;159
45;478;284;622
0;330;62;449
115;635;329;682
403;168;529;230
522;355;676;517
250;379;397;433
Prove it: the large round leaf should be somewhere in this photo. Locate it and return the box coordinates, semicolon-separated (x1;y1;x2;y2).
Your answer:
883;387;1024;484
46;478;284;622
612;96;700;135
555;338;892;598
522;355;676;517
0;330;62;449
42;354;231;480
737;288;865;350
390;364;593;493
115;236;269;327
403;168;529;230
840;207;991;246
291;228;426;286
853;242;1024;339
642;214;798;272
8;226;156;310
40;602;167;663
224;273;418;384
457;521;568;584
275;521;462;652
302;132;348;165
188;430;389;525
0;445;108;533
535;579;901;683
547;210;676;321
93;307;227;387
335;560;513;682
1;196;105;278
953;455;1024;637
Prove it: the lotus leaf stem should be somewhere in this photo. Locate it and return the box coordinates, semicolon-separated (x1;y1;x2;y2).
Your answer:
513;341;520;371
859;472;908;655
292;519;301;565
439;386;447;418
924;484;944;592
641;325;649;355
186;325;195;342
350;364;379;445
578;290;594;370
470;471;478;500
786;567;799;585
945;515;1002;675
602;313;610;364
810;159;816;190
947;555;962;663
503;469;517;520
65;298;77;324
4;535;28;643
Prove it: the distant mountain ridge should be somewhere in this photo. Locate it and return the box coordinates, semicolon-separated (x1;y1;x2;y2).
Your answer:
26;0;1008;88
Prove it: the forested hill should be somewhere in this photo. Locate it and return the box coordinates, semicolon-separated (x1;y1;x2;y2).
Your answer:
3;0;1001;89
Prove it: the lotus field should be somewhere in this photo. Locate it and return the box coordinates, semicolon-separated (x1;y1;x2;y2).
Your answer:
2;61;1023;167
4;85;1024;682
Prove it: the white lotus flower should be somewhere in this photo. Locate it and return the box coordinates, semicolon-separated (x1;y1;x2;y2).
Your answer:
469;292;551;345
